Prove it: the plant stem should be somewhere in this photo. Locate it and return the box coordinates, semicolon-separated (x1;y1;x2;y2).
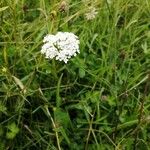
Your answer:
45;106;61;150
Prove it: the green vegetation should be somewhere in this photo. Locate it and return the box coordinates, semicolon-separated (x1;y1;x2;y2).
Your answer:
0;0;150;149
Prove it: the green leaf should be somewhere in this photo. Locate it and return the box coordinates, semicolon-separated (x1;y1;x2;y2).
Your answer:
12;75;26;94
59;127;71;145
86;91;100;103
0;6;9;12
54;108;70;128
0;102;7;114
79;68;85;78
0;141;5;150
6;122;19;139
0;126;4;137
6;132;16;139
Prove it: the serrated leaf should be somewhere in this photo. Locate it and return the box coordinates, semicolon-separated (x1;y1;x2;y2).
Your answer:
7;122;19;134
6;122;19;139
54;108;70;128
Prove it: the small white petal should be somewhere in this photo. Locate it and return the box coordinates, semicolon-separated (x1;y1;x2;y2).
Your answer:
41;32;80;63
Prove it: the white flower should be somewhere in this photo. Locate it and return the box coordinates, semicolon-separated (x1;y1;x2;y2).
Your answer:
41;32;80;63
85;7;98;20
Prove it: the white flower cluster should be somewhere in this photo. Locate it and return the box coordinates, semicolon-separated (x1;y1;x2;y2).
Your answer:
85;7;98;20
41;32;80;63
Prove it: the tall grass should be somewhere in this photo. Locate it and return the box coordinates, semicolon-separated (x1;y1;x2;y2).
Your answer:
0;0;150;149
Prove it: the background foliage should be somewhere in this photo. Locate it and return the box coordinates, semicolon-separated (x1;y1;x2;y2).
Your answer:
0;0;150;149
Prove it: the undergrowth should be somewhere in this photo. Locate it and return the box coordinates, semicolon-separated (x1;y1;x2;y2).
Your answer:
0;0;150;149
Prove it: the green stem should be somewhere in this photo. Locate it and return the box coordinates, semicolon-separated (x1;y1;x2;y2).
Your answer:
52;59;58;79
45;106;61;150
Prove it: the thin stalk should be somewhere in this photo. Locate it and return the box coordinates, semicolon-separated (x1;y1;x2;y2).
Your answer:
52;59;58;79
85;110;97;150
45;106;61;150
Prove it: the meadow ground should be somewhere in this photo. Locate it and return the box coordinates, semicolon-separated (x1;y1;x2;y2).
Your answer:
0;0;150;149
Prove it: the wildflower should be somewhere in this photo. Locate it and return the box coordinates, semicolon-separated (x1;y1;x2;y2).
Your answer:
85;7;98;20
41;32;80;63
59;0;69;12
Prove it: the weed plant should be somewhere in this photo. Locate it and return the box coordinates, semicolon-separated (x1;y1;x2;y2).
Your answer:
0;0;150;149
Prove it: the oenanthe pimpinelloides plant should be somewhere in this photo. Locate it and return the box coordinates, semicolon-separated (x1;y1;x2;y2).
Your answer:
41;32;80;63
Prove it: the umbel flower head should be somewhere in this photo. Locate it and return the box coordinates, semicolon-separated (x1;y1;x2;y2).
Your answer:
41;32;80;63
85;7;98;20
